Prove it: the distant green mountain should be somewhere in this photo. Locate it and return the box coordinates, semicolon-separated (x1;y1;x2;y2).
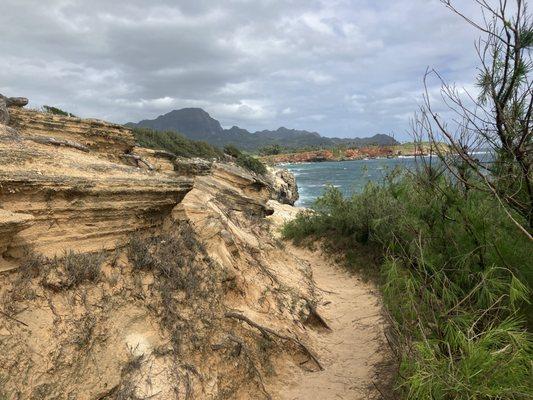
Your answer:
126;108;399;151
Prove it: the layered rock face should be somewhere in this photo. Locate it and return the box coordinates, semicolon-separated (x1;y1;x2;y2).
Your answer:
0;106;320;400
8;107;136;156
0;209;34;272
0;108;192;270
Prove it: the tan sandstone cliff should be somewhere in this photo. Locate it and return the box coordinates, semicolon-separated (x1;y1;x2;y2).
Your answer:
0;106;329;399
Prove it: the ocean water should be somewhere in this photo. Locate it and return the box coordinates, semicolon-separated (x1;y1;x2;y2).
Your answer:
285;152;495;207
284;157;421;207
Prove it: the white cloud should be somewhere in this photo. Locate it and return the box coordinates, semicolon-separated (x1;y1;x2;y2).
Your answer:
282;107;294;115
211;99;277;122
299;12;335;35
0;0;483;139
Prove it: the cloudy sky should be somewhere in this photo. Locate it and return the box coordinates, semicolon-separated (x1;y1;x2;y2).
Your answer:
0;0;483;140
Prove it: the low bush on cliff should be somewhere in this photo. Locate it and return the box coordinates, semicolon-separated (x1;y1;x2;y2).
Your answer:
224;145;267;175
61;251;105;288
133;127;223;160
283;170;532;399
4;251;105;296
132;129;268;175
236;154;267;175
126;225;220;355
258;144;282;155
42;105;77;118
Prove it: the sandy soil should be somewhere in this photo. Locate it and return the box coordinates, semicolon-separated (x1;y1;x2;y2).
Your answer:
273;244;393;400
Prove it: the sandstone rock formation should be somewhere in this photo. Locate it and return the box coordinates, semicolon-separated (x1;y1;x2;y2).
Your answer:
267;167;299;205
0;209;34;272
0;93;28;124
0;110;192;266
173;156;213;176
8;106;135;156
0;106;326;399
261;143;447;165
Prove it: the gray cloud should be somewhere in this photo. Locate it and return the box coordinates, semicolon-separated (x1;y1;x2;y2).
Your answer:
0;0;484;140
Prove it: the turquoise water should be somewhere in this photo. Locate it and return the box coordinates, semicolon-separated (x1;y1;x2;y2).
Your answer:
285;152;494;207
284;157;420;207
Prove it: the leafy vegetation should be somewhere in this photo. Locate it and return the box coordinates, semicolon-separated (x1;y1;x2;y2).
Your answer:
133;127;268;175
283;169;532;399
421;1;533;235
223;144;241;158
284;1;532;398
224;145;268;175
42;105;77;117
132;127;223;159
258;144;282;155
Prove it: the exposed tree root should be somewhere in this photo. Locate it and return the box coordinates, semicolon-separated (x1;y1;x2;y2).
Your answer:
153;150;176;160
227;334;272;400
304;305;332;331
25;135;90;152
224;311;323;371
0;309;28;327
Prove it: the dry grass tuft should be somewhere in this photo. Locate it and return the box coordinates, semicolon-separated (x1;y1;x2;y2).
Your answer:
42;251;106;291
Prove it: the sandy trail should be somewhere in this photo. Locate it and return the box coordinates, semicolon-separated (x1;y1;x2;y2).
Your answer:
274;244;392;400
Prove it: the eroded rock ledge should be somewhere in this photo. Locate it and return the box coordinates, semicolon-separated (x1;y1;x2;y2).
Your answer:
0;110;193;267
0;209;34;272
8;106;135;156
0;105;320;400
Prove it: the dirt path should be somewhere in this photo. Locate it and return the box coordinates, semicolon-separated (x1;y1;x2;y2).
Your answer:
274;244;393;400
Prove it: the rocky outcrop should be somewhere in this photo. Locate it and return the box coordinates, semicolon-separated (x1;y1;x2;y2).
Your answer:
268;168;299;205
8;107;135;157
0;210;34;272
173;156;213;176
262;144;449;165
0;105;324;400
0;105;297;262
262;149;335;164
0;110;192;262
0;93;28;124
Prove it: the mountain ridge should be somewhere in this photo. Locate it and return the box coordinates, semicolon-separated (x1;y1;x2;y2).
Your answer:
127;108;399;151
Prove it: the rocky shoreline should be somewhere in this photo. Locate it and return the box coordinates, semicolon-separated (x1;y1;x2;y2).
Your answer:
261;144;444;165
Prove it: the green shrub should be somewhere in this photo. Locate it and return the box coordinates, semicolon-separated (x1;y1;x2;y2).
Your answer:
42;105;76;117
223;145;267;175
258;144;282;155
132;127;223;160
283;170;533;399
236;154;267;175
133;128;267;174
282;1;533;396
223;144;241;158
